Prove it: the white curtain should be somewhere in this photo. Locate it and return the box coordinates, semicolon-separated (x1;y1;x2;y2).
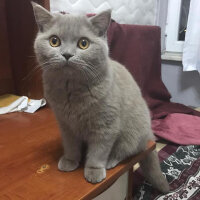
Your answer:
182;0;200;73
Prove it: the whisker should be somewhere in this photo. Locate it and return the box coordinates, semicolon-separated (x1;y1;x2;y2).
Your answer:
22;59;60;81
71;59;102;83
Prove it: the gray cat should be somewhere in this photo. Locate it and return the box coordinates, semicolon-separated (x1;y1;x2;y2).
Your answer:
32;2;169;193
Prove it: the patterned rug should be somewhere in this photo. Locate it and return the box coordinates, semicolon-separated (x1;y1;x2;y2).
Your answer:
133;143;200;200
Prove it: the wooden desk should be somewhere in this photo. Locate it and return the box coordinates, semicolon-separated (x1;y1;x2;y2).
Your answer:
0;108;155;200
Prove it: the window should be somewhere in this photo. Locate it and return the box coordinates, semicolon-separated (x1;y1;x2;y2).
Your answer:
165;0;190;53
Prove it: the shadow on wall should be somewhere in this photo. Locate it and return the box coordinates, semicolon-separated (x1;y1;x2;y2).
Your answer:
161;61;200;107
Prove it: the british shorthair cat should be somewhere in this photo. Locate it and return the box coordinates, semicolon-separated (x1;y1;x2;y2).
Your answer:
32;2;169;193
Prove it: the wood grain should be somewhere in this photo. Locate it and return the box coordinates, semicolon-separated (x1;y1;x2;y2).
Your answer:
0;108;155;200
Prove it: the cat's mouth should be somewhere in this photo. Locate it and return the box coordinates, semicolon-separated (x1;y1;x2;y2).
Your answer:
67;58;85;68
63;60;85;72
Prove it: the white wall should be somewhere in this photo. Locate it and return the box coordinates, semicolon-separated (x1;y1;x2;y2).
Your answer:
158;0;200;107
162;61;200;107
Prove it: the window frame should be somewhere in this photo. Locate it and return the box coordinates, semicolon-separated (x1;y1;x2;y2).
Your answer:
165;0;184;53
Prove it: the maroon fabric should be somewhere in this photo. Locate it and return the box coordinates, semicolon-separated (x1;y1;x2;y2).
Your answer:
107;21;200;144
152;113;200;145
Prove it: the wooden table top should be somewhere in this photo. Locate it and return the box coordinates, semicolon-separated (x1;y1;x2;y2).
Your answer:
0;108;155;200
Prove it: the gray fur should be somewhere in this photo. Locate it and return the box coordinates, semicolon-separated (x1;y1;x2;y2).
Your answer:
32;2;169;193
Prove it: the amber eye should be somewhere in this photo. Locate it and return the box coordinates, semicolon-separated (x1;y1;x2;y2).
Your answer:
78;38;90;49
49;36;61;47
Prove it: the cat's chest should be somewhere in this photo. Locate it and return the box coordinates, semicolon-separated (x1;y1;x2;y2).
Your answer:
44;78;93;122
44;78;68;105
51;93;94;134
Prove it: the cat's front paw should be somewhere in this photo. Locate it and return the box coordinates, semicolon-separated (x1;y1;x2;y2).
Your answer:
58;155;79;172
84;167;106;183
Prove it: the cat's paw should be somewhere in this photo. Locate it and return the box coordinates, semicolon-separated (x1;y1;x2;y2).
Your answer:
58;156;79;172
84;167;106;183
106;159;119;169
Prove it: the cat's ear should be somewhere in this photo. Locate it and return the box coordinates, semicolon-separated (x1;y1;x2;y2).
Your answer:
31;1;53;31
89;10;111;36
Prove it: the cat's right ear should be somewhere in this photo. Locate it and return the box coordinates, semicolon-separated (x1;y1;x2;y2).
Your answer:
31;1;53;32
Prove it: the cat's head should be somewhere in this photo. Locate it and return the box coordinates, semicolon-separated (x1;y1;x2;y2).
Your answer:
32;2;111;83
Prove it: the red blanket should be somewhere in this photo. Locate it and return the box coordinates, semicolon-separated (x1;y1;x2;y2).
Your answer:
107;21;200;145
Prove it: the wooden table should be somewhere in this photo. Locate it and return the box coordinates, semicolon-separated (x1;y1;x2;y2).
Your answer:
0;108;155;200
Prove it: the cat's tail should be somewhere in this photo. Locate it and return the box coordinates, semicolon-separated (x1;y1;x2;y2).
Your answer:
139;150;170;193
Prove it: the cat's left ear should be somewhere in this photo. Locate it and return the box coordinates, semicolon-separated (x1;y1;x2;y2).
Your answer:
31;1;53;32
89;10;111;36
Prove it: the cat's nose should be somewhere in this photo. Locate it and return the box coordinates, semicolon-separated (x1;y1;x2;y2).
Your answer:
62;53;73;60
